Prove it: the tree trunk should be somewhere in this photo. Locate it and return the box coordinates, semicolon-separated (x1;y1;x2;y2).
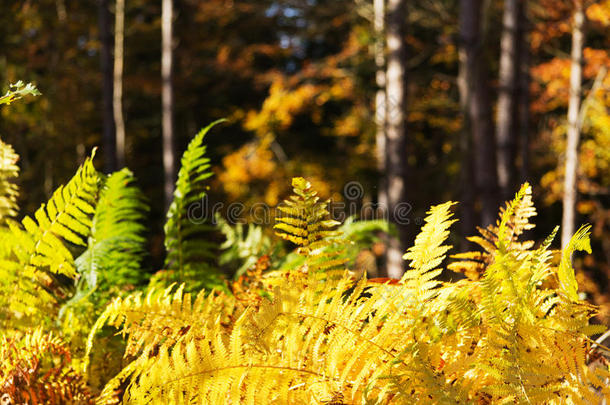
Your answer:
374;0;387;210
98;0;116;173
561;0;585;248
162;0;176;210
385;0;408;279
496;0;519;201
518;0;530;184
114;0;126;168
458;0;498;227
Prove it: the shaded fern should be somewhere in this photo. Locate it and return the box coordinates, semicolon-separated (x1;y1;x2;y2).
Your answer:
161;120;225;292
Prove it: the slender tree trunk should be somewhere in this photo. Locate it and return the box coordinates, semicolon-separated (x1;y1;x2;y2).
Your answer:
162;0;176;210
518;0;530;184
496;0;519;201
385;0;408;279
562;0;585;248
458;0;498;227
456;3;475;246
114;0;126;168
374;0;387;210
98;0;116;172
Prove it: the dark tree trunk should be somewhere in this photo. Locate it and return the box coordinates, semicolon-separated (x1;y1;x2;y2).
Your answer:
458;0;499;227
518;0;530;184
98;0;116;173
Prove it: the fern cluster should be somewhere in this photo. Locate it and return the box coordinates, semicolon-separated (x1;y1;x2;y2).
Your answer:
0;154;99;329
2;91;609;403
0;328;93;404
87;182;610;404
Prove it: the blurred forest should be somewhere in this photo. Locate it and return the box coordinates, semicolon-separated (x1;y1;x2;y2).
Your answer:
1;1;609;317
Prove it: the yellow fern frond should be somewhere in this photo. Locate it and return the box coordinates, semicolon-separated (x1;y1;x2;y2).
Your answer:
0;153;99;328
0;138;20;223
449;183;536;279
557;225;592;301
401;201;456;301
274;177;348;274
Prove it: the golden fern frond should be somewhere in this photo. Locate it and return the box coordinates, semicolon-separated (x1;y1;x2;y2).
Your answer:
274;177;340;251
274;177;348;274
7;154;98;278
85;283;235;371
0;154;99;327
557;224;592;302
0;137;20;223
448;183;536;280
401;201;456;301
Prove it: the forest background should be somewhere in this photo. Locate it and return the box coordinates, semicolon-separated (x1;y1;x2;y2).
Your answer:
1;0;609;320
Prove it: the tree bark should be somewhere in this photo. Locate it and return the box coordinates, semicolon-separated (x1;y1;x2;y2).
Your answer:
385;0;408;279
496;0;519;201
374;0;387;210
114;0;126;168
518;0;530;184
162;0;176;210
458;0;498;227
561;0;585;248
98;0;116;173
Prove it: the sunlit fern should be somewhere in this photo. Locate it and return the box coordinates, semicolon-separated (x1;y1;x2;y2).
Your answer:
274;176;348;275
82;181;610;403
0;153;98;328
0;137;20;223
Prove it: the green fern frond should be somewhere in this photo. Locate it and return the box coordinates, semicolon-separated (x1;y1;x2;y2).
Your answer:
557;225;592;302
59;169;149;338
76;168;148;289
0;138;20;223
163;120;225;291
217;213;272;277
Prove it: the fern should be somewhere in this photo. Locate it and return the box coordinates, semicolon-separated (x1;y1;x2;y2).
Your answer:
162;120;225;291
59;168;149;342
0;138;20;223
274;177;347;274
76;168;148;290
448;183;536;280
401;201;456;301
0;154;99;327
0;328;93;404
217;212;272;277
557;224;592;302
276;216;391;277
